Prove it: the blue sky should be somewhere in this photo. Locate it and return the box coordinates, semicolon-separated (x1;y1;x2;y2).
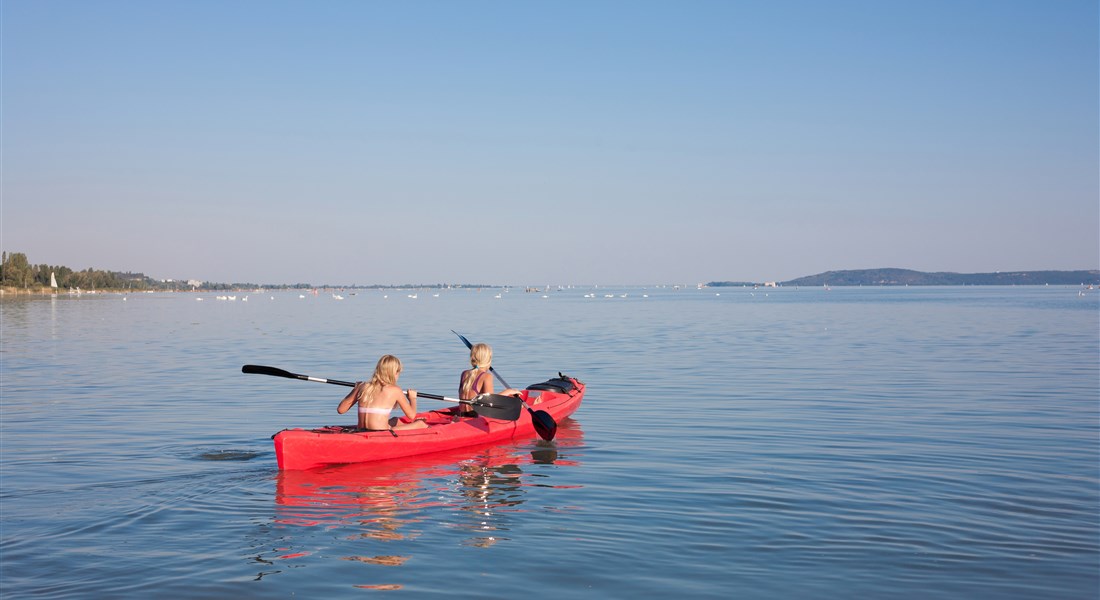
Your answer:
3;0;1097;285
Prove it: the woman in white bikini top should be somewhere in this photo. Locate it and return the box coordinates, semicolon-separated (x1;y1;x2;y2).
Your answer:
337;355;428;431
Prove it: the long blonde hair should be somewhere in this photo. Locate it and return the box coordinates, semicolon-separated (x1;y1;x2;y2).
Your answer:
362;354;402;405
461;343;492;397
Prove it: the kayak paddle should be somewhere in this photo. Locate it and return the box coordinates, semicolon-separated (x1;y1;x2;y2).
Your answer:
241;364;522;421
450;330;558;440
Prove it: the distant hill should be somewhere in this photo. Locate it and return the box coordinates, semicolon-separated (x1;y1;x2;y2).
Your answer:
709;269;1100;287
784;269;1100;286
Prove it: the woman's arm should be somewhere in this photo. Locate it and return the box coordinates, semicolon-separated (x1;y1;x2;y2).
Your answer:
394;388;418;420
337;382;364;414
477;378;520;397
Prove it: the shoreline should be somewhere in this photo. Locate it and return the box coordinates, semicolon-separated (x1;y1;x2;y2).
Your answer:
0;287;203;296
5;283;1097;298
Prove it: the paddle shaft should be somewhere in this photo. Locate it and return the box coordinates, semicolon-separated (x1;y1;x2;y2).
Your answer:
241;364;485;405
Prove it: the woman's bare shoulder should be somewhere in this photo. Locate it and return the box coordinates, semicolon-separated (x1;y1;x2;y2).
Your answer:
379;383;402;396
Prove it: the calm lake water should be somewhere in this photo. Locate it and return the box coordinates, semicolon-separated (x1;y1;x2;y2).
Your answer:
2;286;1098;598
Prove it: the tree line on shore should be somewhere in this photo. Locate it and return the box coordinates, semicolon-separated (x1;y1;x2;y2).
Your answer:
0;251;276;292
1;251;177;291
0;252;493;292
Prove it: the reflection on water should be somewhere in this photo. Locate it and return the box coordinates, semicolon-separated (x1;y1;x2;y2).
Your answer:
267;420;584;587
451;459;523;548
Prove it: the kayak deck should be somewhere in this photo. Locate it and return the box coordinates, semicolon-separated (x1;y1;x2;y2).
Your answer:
274;375;585;470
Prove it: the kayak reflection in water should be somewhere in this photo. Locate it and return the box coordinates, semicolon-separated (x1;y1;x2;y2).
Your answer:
337;355;428;432
451;459;526;548
271;446;533;553
457;343;520;418
266;420;586;583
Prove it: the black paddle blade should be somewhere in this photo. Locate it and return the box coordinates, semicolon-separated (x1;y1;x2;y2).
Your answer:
451;330;474;349
242;364;298;379
471;394;522;421
242;365;356;387
530;408;557;441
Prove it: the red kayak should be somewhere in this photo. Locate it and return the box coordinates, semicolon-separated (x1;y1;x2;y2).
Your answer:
274;419;585;529
273;375;585;470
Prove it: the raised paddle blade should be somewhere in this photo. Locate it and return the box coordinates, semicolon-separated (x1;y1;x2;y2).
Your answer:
451;330;474;349
242;365;356;387
242;364;299;379
470;394;523;421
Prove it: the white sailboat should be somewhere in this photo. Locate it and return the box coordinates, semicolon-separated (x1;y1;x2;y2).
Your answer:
50;272;58;290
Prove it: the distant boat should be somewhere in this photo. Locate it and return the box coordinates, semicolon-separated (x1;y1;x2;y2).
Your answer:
50;272;58;289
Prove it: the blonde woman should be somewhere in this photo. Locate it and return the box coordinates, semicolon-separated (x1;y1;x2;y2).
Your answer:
337;355;428;431
457;343;520;417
